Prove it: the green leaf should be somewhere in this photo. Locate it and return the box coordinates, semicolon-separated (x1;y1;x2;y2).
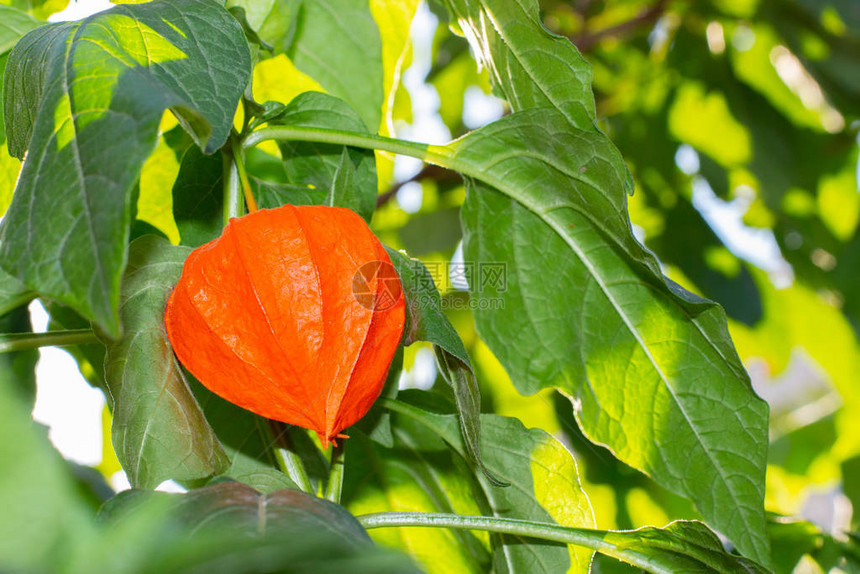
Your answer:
0;5;40;145
226;0;296;55
0;0;64;20
287;0;383;130
97;484;420;573
386;248;504;486
453;108;770;564
172;145;225;248
0;267;32;317
604;520;770;573
270;91;378;218
0;0;251;337
253;177;327;208
327;147;371;221
0;5;38;60
440;0;597;132
175;483;372;546
100;236;228;489
386;248;471;358
388;393;596;573
371;0;419;136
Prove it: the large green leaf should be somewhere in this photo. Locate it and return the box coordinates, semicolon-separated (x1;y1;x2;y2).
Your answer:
286;0;383;130
100;236;228;489
389;392;596;573
0;0;251;337
453;109;770;563
269;91;378;220
441;0;597;132
434;0;770;561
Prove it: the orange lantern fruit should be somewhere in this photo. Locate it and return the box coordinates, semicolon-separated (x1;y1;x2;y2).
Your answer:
164;205;405;447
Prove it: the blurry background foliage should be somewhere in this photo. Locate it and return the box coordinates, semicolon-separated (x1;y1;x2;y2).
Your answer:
0;0;859;572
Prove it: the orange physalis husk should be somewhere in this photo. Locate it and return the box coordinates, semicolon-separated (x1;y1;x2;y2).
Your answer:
164;205;405;448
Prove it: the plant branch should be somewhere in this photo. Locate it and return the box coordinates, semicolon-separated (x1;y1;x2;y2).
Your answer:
572;0;669;52
0;329;99;353
244;126;453;168
376;164;460;208
357;512;656;569
230;135;258;214
266;420;314;494
222;146;243;224
324;443;344;504
358;512;682;574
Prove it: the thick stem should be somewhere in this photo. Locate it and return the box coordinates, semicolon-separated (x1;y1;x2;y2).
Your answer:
230;136;258;214
324;443;345;504
222;147;243;224
357;512;665;573
0;329;99;353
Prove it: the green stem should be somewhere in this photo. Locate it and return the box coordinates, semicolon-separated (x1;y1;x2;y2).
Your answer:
266;421;314;495
357;512;661;574
230;135;258;213
324;443;345;504
243;126;455;169
222;146;243;225
0;329;99;353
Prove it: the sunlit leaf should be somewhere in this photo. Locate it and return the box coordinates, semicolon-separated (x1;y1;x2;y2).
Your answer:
0;0;251;337
454;107;770;563
287;0;383;131
226;0;295;54
0;0;66;20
